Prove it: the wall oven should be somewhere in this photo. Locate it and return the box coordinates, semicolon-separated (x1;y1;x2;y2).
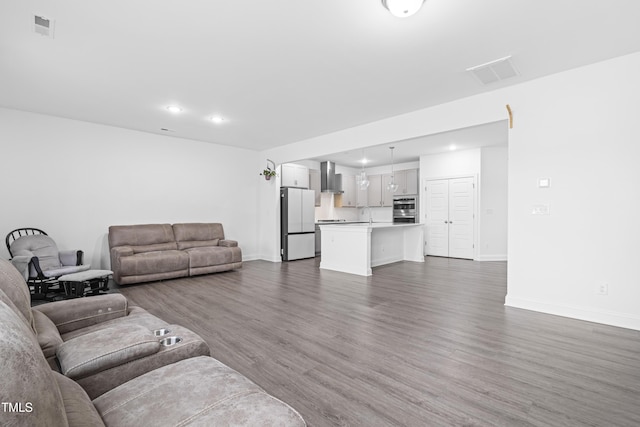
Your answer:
393;195;418;223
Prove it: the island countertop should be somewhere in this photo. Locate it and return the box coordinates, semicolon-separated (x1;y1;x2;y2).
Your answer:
318;222;422;230
319;222;424;276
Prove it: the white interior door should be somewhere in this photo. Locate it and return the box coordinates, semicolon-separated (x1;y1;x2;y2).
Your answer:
448;177;474;259
425;180;450;257
425;177;475;259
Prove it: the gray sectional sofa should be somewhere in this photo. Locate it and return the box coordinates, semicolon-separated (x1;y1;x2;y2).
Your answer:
108;222;242;285
0;257;305;426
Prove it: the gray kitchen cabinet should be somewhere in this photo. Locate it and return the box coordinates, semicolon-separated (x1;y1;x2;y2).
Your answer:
367;174;394;207
281;163;309;188
309;169;321;206
393;169;418;195
341;174;357;207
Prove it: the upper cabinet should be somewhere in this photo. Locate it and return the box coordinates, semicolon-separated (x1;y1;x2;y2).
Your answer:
367;174;393;207
309;169;321;206
340;174;357;207
367;169;418;206
281;163;309;189
393;169;418;195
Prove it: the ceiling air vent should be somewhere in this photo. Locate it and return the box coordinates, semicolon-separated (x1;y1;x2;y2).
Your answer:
466;56;519;85
33;14;55;39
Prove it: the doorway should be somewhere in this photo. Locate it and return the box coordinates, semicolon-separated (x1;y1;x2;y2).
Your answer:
424;176;475;259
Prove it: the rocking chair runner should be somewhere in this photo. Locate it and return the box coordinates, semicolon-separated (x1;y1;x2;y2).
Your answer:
5;228;90;299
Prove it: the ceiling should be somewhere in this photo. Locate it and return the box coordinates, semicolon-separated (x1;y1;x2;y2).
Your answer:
312;120;508;168
1;1;640;152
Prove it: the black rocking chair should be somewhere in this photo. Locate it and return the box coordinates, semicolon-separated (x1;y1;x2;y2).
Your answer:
5;228;90;300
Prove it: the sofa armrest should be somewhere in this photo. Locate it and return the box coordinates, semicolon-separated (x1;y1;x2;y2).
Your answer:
57;325;160;380
219;240;238;247
33;294;129;334
111;246;134;258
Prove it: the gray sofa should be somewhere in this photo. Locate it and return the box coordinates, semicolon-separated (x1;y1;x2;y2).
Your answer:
108;223;242;285
0;258;305;426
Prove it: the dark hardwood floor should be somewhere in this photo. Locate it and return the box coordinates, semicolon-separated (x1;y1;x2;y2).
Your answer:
117;257;640;427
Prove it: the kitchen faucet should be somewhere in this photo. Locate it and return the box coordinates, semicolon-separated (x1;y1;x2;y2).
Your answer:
364;206;373;225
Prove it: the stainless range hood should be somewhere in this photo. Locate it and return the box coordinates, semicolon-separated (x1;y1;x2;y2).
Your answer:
321;161;343;193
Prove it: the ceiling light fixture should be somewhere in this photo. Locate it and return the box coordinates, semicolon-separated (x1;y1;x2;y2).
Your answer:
381;0;425;18
387;147;399;193
165;105;182;113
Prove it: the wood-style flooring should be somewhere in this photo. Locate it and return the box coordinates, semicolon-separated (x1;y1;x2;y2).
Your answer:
117;257;640;427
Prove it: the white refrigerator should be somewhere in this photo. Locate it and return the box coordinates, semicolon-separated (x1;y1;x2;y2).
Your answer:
281;188;316;261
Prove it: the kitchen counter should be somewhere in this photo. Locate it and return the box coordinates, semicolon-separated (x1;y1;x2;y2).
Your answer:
319;222;424;276
319;222;418;229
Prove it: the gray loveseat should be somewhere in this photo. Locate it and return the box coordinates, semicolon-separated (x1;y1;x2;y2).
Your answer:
0;258;305;426
108;223;242;285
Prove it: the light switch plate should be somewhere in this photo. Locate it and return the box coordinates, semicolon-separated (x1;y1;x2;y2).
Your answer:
538;178;551;188
531;204;550;215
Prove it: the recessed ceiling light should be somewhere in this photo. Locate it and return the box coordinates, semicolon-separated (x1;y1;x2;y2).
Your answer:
209;116;226;124
449;144;456;151
166;105;182;113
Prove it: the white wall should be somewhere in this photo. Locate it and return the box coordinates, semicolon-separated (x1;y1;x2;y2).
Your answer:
260;51;640;330
1;108;260;268
504;53;640;330
420;149;481;180
479;146;508;261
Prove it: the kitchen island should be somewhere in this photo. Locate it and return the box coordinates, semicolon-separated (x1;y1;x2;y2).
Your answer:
319;222;424;276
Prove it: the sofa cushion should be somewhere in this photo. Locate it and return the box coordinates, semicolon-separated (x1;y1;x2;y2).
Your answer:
173;223;225;242
186;246;242;267
117;250;189;276
53;372;105;427
176;238;220;250
0;258;34;329
108;224;176;248
57;325;160;380
93;356;305;427
129;242;178;254
0;300;69;427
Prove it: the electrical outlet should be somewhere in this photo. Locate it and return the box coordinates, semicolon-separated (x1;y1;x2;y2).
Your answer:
596;283;608;295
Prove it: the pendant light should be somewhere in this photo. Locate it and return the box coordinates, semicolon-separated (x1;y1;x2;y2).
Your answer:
387;146;399;193
381;0;425;18
358;149;370;190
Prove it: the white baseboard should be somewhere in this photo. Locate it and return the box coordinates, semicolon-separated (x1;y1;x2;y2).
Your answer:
256;255;281;262
476;254;508;261
505;295;640;331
